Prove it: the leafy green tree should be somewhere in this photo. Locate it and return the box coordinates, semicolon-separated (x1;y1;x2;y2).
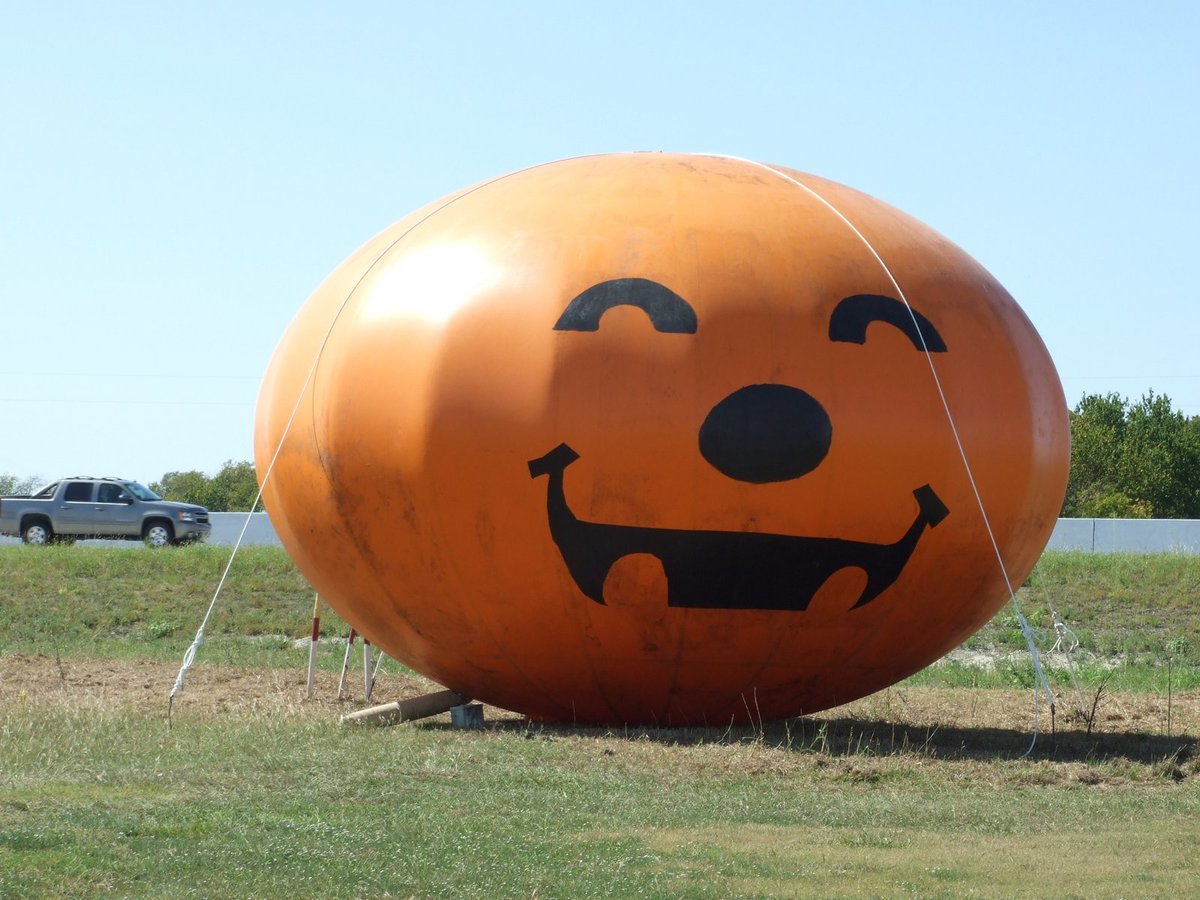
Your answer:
208;460;261;512
150;461;260;512
151;470;214;508
1063;392;1200;518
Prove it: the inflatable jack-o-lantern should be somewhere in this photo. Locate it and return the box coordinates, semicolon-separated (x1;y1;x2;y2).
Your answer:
256;153;1069;724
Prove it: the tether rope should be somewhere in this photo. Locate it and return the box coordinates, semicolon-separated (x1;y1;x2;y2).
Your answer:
167;160;570;724
169;227;444;722
710;154;1056;754
171;152;1059;752
168;318;344;725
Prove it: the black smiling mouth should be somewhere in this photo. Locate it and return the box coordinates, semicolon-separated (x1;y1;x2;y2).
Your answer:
529;442;949;612
537;280;954;611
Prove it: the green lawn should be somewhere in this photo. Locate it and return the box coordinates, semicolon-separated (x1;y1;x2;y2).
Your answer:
1;546;1198;897
3;686;1198;899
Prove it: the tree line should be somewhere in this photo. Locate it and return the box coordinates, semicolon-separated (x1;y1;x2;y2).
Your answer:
168;394;1197;519
149;460;261;513
1063;391;1200;519
0;460;262;512
3;392;1199;517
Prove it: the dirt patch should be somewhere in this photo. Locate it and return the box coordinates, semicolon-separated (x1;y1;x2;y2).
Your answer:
0;652;496;723
832;680;1200;737
2;653;1196;767
940;646;1128;671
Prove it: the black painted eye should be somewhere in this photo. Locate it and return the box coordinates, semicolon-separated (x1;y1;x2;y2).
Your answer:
829;294;947;351
699;384;832;483
555;279;697;333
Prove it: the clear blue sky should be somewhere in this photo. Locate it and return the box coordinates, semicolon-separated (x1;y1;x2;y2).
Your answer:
3;1;1197;485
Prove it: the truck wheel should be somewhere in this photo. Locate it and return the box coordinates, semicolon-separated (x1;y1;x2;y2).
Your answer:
21;521;53;545
143;521;175;548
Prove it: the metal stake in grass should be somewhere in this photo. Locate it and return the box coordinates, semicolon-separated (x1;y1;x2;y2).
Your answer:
371;648;388;693
306;594;322;699
362;636;373;702
1167;656;1173;738
337;627;357;700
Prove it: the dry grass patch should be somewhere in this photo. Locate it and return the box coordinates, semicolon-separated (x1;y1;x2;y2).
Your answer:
7;652;1196;799
4;652;1199;899
644;820;1200;898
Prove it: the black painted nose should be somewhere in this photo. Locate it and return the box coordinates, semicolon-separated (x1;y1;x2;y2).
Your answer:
698;384;832;483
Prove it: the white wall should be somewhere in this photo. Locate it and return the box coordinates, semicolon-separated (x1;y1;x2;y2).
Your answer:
208;512;282;546
218;515;1200;555
1047;518;1200;553
7;513;1200;553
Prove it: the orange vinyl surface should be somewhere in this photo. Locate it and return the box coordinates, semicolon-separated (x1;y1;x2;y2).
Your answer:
255;153;1069;724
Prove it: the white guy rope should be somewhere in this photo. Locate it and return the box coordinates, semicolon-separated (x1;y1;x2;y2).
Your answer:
167;159;582;721
168;261;368;720
707;153;1057;751
1050;610;1087;717
337;627;358;701
168;324;339;722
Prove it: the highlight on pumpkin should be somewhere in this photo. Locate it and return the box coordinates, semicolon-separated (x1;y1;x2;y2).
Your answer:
255;153;1069;725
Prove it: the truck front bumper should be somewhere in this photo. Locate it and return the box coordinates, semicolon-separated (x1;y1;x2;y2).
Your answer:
175;521;212;542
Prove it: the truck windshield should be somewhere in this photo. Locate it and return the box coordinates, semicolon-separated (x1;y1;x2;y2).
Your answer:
125;482;163;501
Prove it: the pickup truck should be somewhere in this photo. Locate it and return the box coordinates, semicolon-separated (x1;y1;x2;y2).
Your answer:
0;477;211;547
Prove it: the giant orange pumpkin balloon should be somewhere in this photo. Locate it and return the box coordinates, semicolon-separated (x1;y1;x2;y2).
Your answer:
256;153;1069;724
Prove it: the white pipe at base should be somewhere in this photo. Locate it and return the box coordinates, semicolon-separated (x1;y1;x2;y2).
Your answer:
340;689;470;726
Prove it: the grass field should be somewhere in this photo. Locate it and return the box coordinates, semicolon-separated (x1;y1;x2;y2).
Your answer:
1;546;1198;897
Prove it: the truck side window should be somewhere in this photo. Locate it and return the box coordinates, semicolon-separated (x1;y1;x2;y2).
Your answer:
97;484;124;503
64;482;94;502
33;482;59;498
